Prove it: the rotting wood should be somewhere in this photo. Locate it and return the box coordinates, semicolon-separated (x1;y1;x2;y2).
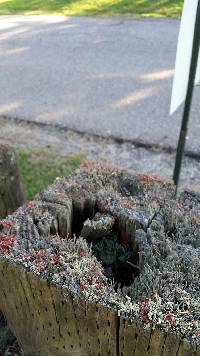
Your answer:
0;144;24;354
0;167;199;355
0;258;117;356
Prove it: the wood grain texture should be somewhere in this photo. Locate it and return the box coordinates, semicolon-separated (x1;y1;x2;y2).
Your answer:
0;169;199;356
0;246;199;355
0;258;117;356
119;317;199;356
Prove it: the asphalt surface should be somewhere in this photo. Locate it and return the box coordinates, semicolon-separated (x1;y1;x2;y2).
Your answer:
0;15;200;154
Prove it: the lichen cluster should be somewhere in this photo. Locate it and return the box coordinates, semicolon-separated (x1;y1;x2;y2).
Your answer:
0;166;200;345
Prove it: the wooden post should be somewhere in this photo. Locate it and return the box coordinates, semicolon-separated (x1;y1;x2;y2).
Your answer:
0;144;24;354
0;144;24;218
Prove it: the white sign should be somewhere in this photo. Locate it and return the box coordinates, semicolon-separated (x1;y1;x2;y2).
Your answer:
170;0;199;115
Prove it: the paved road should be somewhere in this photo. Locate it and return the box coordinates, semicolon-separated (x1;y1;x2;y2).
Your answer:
0;15;200;154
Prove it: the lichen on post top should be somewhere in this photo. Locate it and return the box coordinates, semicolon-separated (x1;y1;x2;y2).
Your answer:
0;164;200;354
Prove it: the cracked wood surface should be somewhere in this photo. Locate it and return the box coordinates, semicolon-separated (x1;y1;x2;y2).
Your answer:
0;167;199;355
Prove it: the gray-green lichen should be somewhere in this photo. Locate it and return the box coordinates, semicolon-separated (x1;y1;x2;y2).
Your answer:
0;165;200;345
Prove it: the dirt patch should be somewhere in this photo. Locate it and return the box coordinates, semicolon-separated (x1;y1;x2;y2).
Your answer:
1;116;200;190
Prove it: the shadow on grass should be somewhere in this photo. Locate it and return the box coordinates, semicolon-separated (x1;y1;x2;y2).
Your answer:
0;0;183;18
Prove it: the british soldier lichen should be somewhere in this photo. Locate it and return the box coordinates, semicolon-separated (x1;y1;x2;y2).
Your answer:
0;167;199;345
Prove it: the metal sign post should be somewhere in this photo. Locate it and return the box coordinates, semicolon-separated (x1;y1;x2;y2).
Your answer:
173;0;200;193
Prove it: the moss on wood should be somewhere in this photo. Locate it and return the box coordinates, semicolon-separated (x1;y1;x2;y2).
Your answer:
0;165;199;355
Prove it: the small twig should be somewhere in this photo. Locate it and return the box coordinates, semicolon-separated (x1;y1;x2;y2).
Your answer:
125;261;140;270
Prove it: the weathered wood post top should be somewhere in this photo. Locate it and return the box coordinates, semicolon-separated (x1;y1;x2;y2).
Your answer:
0;165;199;355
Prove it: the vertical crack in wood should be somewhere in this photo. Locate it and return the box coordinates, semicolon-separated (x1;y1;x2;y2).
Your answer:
160;334;168;356
116;314;120;356
175;342;181;356
49;287;62;339
145;329;153;355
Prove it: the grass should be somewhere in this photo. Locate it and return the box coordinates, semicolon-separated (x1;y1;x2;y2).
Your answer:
0;0;183;18
16;149;82;200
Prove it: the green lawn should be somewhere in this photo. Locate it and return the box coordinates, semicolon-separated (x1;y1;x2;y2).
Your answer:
17;149;82;200
0;0;183;18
